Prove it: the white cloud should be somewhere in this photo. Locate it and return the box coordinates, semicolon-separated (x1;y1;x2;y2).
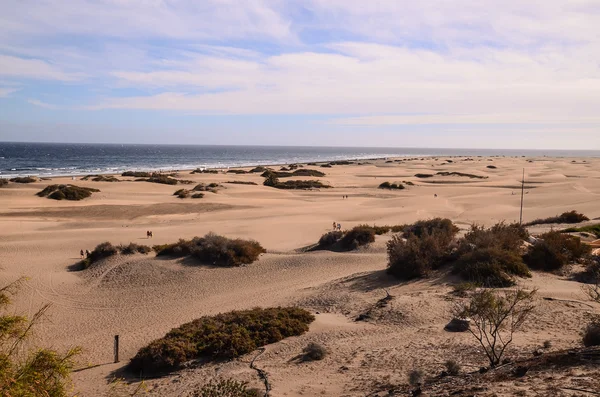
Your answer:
0;87;18;97
27;99;59;109
0;55;84;81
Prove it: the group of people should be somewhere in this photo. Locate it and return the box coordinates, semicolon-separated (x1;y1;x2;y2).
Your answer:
80;249;91;259
146;230;153;238
342;195;349;199
332;221;342;231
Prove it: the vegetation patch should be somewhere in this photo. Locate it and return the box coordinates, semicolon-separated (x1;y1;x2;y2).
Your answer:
9;176;38;183
191;193;204;199
153;233;266;266
523;230;591;271
225;181;258;185
77;241;152;270
0;178;8;187
193;182;222;192
128;307;315;375
261;169;325;178
122;171;152;177
193;379;260;397
525;210;589;226
191;168;218;174
414;173;434;178
562;223;600;238
302;343;327;361
436;172;488;179
316;225;377;251
137;175;193;185
37;184;100;200
320;164;332;168
226;169;248;174
249;166;268;173
582;320;600;347
174;189;191;199
378;181;405;190
487;165;497;169
82;174;120;182
453;223;530;287
263;174;331;190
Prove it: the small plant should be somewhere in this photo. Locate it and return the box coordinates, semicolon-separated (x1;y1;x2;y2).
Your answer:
378;181;405;190
9;176;37;183
37;184;100;200
408;368;424;386
582;320;600;347
154;233;266;266
523;231;591;271
303;342;327;361
452;288;536;368
525;210;589;226
445;359;461;375
128;307;314;375
118;243;152;255
191;193;204;199
193;379;261;397
543;340;553;349
452;282;477;297
340;225;375;250
0;279;80;396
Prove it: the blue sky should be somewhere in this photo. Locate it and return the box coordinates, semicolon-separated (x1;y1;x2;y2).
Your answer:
0;0;599;149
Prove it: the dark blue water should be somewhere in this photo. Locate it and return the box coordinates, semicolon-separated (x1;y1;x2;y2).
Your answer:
0;142;598;178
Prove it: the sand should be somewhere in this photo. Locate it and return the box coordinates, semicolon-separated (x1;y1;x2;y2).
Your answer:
0;156;599;396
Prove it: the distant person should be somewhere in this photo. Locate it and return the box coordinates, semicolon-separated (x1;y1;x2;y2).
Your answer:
434;194;437;198
80;249;84;259
332;221;337;231
337;223;341;231
85;250;91;258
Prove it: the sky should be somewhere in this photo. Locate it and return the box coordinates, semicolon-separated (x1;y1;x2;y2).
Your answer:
0;0;599;149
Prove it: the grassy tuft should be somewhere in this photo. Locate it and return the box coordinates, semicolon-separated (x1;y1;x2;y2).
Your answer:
525;210;589;226
37;184;100;200
128;307;314;375
9;176;37;183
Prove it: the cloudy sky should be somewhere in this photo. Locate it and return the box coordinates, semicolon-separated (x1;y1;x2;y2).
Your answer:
1;0;599;148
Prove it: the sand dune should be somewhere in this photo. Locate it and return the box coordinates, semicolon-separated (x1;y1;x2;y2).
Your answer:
1;155;599;396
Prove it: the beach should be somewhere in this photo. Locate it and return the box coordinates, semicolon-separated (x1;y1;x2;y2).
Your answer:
1;155;599;396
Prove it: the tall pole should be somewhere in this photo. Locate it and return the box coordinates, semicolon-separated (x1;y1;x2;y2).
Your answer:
519;168;525;225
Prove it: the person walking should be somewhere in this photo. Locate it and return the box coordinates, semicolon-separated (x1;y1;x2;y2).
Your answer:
80;249;84;259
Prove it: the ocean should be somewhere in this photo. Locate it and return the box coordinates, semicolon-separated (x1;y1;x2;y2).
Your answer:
1;142;599;178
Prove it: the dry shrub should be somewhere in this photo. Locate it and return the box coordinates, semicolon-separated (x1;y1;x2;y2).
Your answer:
525;210;589;226
523;231;591;271
414;173;433;178
378;182;405;190
318;231;344;248
453;248;530;287
174;189;190;198
453;222;530;287
154;233;266;266
191;168;218;174
303;342;327;361
582;320;600;347
340;225;375;250
9;176;37;183
226;169;247;174
445;359;461;375
37;184;99;200
118;243;152;255
128;307;314;375
0;178;8;187
191;193;204;199
562;223;600;238
139;175;179;185
387;231;451;279
193;379;261;397
402;218;459;241
122;171;151;177
408;369;424;386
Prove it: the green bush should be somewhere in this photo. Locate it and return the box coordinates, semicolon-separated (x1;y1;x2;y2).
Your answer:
37;184;100;200
582;320;600;347
403;218;459;241
453;247;531;287
122;171;151;177
0;279;79;397
525;210;589;226
523;231;591;271
458;222;528;254
387;230;452;279
340;225;376;250
318;231;344;247
562;223;600;238
9;176;37;183
118;243;152;255
128;307;315;375
154;233;266;266
193;379;261;397
378;182;405;190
